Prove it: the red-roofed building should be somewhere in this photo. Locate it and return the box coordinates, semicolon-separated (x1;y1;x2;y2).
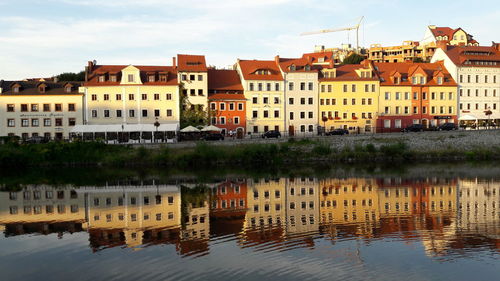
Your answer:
374;61;458;132
177;54;208;112
208;69;246;137
431;43;500;127
235;59;285;135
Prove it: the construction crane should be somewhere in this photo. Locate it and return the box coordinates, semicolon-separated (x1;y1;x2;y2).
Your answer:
300;16;364;52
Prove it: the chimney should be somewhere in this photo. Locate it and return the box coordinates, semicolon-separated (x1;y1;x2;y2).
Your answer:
172;57;176;68
436;40;448;51
275;55;280;65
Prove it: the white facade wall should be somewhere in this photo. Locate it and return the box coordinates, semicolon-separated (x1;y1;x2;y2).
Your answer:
179;71;208;109
284;72;319;135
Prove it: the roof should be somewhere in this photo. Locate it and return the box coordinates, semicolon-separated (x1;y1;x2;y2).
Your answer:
278;57;319;73
208;93;246;101
0;80;82;95
373;61;457;86
207;69;243;91
319;64;378;82
301;51;335;65
440;45;500;68
177;54;207;72
84;64;178;86
238;60;283;81
430;26;477;44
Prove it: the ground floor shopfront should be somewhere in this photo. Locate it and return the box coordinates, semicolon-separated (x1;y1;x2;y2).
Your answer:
376;115;457;133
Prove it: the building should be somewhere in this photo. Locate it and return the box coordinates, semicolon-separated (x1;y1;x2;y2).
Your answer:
236;59;285;135
210;179;248;216
374;61;458;131
286;177;319;234
244;178;286;229
177;54;208;110
369;25;478;63
431;43;500;126
319;62;379;133
77;60;180;141
0;79;83;140
277;56;319;135
208;69;246;136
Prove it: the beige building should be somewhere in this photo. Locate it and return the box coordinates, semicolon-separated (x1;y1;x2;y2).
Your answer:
236;59;285;135
286;177;320;234
244;178;286;229
177;54;208;110
0;80;83;140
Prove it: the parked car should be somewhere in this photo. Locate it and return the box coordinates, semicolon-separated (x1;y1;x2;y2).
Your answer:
402;124;424;132
24;136;49;144
438;123;458;131
261;130;281;139
202;133;224;141
325;129;349;136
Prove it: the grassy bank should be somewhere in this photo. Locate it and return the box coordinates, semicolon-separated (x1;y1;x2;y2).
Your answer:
1;139;500;168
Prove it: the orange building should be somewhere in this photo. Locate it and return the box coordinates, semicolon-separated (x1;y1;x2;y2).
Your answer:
208;69;246;137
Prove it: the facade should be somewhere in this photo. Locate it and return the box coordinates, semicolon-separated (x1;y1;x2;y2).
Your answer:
177;54;208;110
375;61;458;132
369;26;478;63
244;178;286;229
431;43;500;125
286;177;319;234
0;80;83;139
208;69;246;136
277;56;319;135
319;62;379;133
236;59;285;135
210;179;247;217
82;60;180;127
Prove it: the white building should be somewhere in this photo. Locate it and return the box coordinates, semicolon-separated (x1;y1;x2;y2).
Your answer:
431;43;500;125
177;54;208;111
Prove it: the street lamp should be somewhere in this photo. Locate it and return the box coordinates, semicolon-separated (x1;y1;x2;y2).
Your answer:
154;117;160;143
485;107;492;130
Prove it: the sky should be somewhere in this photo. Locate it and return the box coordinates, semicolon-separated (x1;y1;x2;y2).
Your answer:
0;0;499;80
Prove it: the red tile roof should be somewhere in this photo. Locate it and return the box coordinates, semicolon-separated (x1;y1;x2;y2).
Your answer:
374;61;457;86
177;54;207;72
208;69;243;91
431;27;458;40
208;93;246;101
0;80;82;95
238;60;283;81
302;51;335;65
440;45;500;67
319;64;378;82
278;57;320;73
84;65;178;86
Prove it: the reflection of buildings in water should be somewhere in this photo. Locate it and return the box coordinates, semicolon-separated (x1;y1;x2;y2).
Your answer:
180;185;210;256
77;185;181;250
209;180;247;237
457;179;499;239
244;178;286;230
286;177;319;234
0;185;85;236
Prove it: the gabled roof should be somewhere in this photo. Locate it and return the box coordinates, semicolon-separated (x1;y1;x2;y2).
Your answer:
177;54;207;72
301;51;335;65
0;80;82;95
431;27;459;39
373;62;456;86
84;64;178;86
238;60;283;81
208;69;243;91
319;64;377;81
277;57;319;73
440;45;500;67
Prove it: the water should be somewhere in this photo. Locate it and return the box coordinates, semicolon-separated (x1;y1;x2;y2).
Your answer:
0;165;498;281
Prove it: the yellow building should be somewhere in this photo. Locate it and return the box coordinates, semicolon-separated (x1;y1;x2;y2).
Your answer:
236;59;285;135
177;54;208;110
244;178;286;230
78;60;180;139
0;80;83;140
319;62;379;133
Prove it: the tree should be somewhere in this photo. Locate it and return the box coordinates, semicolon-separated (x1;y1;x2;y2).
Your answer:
179;83;213;128
342;53;365;65
56;71;85;82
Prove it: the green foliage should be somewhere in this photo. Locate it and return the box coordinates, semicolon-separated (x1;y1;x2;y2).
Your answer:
179;83;212;128
312;143;332;155
342;53;365;65
56;71;85;82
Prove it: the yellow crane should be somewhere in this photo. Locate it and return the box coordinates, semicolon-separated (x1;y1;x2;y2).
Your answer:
300;16;364;52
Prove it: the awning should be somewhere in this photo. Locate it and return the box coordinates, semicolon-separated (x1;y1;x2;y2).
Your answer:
201;125;222;132
458;114;477;121
180;125;200;133
71;123;179;133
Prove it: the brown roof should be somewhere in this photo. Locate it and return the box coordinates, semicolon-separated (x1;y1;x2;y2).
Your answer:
431;27;459;40
84;65;178;86
319;64;378;82
302;51;335;64
441;45;500;67
374;61;457;86
238;60;283;81
208;69;243;91
177;54;207;72
0;80;82;95
208;93;246;101
278;57;319;73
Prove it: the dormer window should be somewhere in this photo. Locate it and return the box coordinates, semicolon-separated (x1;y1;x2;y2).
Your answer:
128;74;134;82
65;85;72;93
412;77;418;85
98;75;105;82
160;74;167;82
305;65;311;71
38;85;46;93
110;75;117;82
13;86;20;93
318;57;325;63
437;77;443;85
148;75;155;82
394;77;399;84
420;76;426;84
290;65;296;71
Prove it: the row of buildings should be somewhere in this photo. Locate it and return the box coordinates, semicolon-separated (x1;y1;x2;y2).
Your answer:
1;177;498;256
1;26;499;140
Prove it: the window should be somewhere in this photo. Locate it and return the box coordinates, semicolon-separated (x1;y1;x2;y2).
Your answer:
308;82;313;90
252;97;258;104
30;119;39;127
55;104;62;112
351;85;356;92
116;94;122;100
43;104;50;112
198;89;203;96
385;92;390;100
129;94;134;100
289;82;294;91
300;82;305;90
263;97;269;104
238;103;243;111
289;112;294;120
252;110;258;118
128;74;134;82
129;109;135;117
55;118;62;126
142;94;147;100
234;117;240;124
31;104;38;112
249;83;254;91
91;110;98;118
68;104;75;112
229;103;235;110
7;119;14;127
116;110;122;118
104;110;110;118
300;98;305;105
308;97;313;105
274;110;279;118
343;84;347;92
91;94;97;101
220;103;226;111
68;118;76;126
275;83;280;91
274;97;280;104
263;110;269;118
289;98;294;105
266;83;271;91
154;109;160;117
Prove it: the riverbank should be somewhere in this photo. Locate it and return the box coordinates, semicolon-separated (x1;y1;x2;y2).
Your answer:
1;130;500;167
